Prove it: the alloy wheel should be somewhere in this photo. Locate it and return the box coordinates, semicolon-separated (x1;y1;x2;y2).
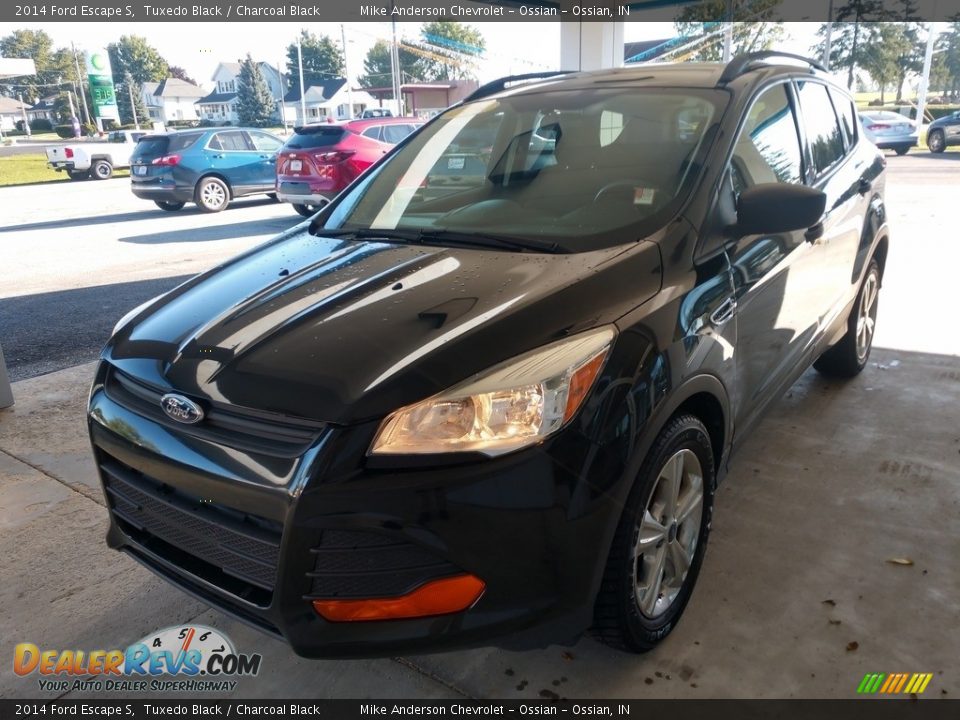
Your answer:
632;448;704;619
856;271;879;361
201;182;226;209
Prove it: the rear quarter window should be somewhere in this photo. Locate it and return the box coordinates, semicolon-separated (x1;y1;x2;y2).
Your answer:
829;88;858;147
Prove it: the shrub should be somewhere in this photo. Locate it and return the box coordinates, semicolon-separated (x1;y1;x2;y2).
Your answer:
54;124;77;139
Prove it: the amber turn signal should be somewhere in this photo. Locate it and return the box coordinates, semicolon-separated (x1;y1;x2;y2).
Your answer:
312;574;486;622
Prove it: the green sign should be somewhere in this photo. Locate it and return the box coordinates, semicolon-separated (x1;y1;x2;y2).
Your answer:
84;49;119;122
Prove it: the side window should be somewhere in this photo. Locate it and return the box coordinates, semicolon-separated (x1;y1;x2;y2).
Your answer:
248;132;282;152
214;130;251;152
382;124;414;144
730;84;803;196
362;126;383;142
796;81;846;176
829;88;857;148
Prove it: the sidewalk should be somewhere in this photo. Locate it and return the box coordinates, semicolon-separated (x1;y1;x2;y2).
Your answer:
1;351;959;699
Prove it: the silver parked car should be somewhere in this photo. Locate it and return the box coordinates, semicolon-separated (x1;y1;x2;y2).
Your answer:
859;111;918;155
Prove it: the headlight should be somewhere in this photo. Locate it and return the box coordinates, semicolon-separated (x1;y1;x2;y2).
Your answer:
370;326;616;457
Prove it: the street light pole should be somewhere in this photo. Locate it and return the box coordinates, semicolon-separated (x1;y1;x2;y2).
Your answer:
341;24;353;120
128;82;140;129
297;33;307;125
915;23;936;129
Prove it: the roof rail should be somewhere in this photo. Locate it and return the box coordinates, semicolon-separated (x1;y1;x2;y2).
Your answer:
718;51;826;85
464;71;573;103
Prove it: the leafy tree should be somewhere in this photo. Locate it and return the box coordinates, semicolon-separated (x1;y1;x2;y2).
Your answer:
858;24;914;104
358;40;425;90
168;66;198;85
116;70;149;126
935;21;960;101
236;54;277;127
286;30;344;91
0;29;72;100
417;22;485;80
107;35;168;87
674;1;784;62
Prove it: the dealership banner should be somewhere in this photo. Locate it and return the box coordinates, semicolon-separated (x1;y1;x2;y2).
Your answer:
5;0;960;23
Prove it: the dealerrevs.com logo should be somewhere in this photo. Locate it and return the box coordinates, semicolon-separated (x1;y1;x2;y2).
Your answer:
14;625;262;693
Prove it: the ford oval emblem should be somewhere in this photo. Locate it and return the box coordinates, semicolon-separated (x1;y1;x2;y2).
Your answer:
160;393;204;425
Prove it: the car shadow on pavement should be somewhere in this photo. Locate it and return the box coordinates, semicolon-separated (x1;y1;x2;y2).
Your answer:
0;198;288;234
119;215;300;244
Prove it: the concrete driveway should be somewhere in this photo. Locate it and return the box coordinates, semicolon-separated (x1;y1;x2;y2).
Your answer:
0;152;958;700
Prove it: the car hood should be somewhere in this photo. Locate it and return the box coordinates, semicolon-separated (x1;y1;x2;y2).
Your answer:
106;227;667;424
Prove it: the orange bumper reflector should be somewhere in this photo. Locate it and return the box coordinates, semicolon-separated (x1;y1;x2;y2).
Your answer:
312;574;485;622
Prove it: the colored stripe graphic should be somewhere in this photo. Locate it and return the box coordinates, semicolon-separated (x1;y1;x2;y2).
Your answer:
858;672;933;694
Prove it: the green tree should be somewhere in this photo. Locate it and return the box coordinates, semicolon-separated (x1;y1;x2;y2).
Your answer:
116;70;149;126
286;30;344;91
358;40;425;90
236;54;277;127
0;29;72;100
107;35;168;87
936;21;960;101
417;21;485;80
674;1;784;62
168;65;197;85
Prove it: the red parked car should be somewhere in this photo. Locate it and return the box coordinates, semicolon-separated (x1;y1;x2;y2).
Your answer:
276;117;422;217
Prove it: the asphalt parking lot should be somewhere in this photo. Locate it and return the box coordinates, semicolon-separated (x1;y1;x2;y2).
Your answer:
1;150;958;699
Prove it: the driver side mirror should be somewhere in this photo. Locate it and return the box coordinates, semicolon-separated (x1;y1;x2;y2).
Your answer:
734;183;826;236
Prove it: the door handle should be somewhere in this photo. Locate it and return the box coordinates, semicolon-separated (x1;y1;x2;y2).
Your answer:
710;297;737;326
212;153;225;159
858;177;872;195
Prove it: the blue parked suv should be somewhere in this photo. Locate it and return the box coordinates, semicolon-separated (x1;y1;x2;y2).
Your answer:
129;128;284;212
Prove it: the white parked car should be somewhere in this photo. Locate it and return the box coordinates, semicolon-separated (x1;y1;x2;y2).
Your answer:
46;130;147;180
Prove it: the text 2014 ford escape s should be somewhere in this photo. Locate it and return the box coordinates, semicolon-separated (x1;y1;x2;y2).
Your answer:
88;53;888;656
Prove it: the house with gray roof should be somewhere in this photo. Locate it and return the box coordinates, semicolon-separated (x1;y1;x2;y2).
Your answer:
141;77;206;124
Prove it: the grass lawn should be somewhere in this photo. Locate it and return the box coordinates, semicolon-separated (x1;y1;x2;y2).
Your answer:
0;153;129;187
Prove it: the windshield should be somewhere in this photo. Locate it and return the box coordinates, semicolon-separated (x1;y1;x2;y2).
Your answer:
322;87;725;251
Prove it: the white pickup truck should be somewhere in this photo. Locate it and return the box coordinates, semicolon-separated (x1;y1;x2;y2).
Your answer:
46;130;147;180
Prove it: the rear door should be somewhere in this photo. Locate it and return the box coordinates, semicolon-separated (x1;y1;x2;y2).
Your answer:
794;80;868;330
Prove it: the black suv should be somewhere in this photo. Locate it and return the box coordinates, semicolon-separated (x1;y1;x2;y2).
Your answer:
88;53;887;656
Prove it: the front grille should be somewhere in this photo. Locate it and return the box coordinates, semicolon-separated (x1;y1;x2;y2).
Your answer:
305;529;462;599
104;365;325;457
100;453;282;606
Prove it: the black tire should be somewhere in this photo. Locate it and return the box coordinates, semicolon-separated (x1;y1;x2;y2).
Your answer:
91;160;113;180
67;170;89;180
814;259;881;378
154;200;186;211
195;177;230;213
293;203;318;218
927;129;946;153
894;146;910;156
592;414;715;653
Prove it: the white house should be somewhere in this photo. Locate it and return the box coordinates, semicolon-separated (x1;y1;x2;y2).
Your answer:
0;96;31;132
196;61;285;124
141;78;205;124
282;79;375;125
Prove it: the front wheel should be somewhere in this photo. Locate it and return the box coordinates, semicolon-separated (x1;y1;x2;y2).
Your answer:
927;129;946;153
154;200;185;211
91;160;113;180
814;259;880;378
592;414;715;652
195;177;230;213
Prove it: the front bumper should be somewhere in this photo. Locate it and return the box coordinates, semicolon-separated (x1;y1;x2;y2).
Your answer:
87;362;621;657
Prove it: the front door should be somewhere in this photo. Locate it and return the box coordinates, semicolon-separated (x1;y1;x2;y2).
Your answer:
724;83;827;433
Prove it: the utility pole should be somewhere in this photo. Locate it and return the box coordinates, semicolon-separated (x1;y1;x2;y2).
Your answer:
72;42;91;125
341;24;353;120
390;2;402;115
276;59;288;133
18;92;31;138
297;33;306;125
823;0;834;70
128;82;140;129
67;89;77;119
915;23;936;128
721;0;733;63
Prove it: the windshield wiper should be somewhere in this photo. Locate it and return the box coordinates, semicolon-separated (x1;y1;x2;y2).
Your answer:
311;226;566;254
